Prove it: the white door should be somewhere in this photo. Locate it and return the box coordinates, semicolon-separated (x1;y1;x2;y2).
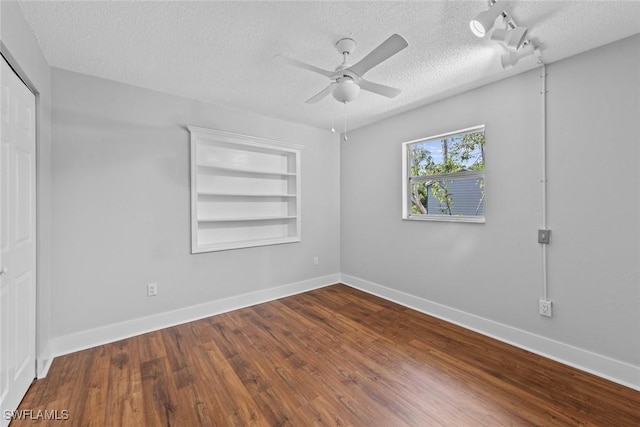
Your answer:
0;56;37;426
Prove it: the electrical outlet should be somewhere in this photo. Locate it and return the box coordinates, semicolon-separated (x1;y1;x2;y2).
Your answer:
313;256;319;266
147;283;158;297
539;299;552;317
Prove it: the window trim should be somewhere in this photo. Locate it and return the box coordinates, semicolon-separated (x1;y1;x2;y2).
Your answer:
401;125;485;223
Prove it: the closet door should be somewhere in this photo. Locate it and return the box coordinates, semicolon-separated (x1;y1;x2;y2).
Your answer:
0;56;37;425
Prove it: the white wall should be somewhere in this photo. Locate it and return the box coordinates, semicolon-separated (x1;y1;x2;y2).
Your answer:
1;0;53;377
50;68;340;352
341;35;639;388
545;36;639;365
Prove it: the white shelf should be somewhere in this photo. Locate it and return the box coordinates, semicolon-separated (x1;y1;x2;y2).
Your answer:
197;191;296;198
192;236;301;254
197;164;296;176
189;126;302;253
198;215;297;223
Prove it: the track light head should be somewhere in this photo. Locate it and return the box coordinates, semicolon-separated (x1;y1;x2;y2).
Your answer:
500;43;540;69
491;26;528;50
470;1;508;37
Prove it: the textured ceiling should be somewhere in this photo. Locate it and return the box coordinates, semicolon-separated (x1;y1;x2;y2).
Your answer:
18;0;640;131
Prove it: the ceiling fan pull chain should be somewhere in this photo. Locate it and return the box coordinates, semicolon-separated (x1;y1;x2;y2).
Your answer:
331;104;336;133
343;101;348;141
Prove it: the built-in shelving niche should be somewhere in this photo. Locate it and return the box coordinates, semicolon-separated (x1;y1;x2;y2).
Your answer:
188;126;302;253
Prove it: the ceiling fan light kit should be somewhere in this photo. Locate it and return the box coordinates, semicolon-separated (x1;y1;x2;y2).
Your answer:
470;0;543;69
332;78;360;103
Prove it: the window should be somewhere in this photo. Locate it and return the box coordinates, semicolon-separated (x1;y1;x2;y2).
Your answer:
402;125;485;223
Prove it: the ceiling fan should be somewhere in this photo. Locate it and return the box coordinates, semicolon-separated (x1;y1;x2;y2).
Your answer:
277;34;408;104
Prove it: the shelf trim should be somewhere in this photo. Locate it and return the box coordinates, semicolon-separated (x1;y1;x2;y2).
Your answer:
187;125;303;151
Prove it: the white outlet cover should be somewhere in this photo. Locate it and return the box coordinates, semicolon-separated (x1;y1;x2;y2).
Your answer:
147;283;158;296
539;300;552;317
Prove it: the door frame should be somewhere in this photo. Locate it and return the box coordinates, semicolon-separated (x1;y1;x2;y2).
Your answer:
1;45;43;378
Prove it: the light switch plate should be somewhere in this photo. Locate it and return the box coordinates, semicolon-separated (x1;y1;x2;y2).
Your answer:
538;229;551;244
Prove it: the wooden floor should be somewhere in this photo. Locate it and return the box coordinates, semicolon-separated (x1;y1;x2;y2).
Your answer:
15;284;640;426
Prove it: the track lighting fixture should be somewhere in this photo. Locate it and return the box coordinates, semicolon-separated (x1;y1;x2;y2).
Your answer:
470;1;543;69
469;1;507;37
490;24;528;50
500;42;541;69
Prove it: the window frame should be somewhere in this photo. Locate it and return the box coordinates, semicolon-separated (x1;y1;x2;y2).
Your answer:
401;125;486;223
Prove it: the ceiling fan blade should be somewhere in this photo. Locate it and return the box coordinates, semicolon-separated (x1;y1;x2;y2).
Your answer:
347;34;408;77
275;54;334;78
305;84;334;104
358;79;401;98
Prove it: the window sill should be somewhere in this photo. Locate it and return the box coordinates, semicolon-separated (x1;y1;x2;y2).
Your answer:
403;215;485;224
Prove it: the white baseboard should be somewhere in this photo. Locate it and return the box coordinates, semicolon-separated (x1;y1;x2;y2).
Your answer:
340;273;640;392
52;273;339;357
36;349;53;379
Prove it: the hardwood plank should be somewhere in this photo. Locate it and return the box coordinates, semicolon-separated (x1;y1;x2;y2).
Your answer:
104;341;145;427
14;284;640;426
139;357;178;426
